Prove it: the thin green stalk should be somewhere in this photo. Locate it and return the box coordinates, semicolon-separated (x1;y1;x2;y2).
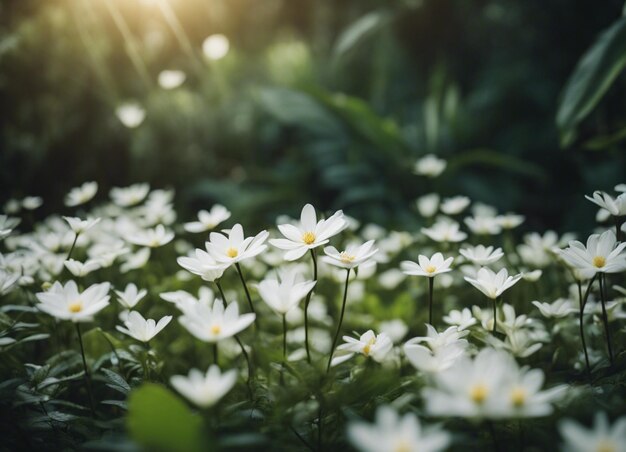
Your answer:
75;323;95;417
215;280;227;308
304;249;318;363
281;314;287;384
235;263;255;315
579;274;598;375
492;296;502;335
598;273;614;366
577;280;591;376
327;268;351;373
428;276;434;326
67;233;79;261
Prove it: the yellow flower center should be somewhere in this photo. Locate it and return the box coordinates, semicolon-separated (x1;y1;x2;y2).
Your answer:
510;387;526;407
339;252;356;264
68;301;83;313
593;256;606;268
394;440;411;452
470;383;488;404
362;337;376;356
302;231;316;245
211;325;221;335
425;264;437;274
149;238;160;247
596;441;616;452
226;247;238;258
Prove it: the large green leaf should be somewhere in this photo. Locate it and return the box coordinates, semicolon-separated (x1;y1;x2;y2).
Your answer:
127;383;209;452
557;16;626;147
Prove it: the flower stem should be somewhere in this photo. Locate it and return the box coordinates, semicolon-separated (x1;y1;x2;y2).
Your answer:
304;249;317;364
428;277;434;326
492;297;500;335
215;280;227;309
67;233;80;261
281;314;287;384
327;268;351;373
75;323;95;417
598;273;614;366
235;263;255;315
577;280;591;377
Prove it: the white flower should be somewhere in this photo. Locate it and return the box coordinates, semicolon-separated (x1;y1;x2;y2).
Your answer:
585;191;626;217
0;215;20;240
323;240;378;270
0;269;20;295
532;298;577;318
404;325;469;374
518;231;569;268
158;69;186;89
332;330;393;366
416;193;440;217
202;34;230;60
177;248;228;282
258;268;315;315
110;183;150;207
64;258;101;277
116;311;171;343
465;215;502;235
443;308;477;330
560;230;626;274
116;102;145;128
35;280;110;322
497;213;525;230
183;205;231;233
347;405;451;452
414;154;446;177
521;269;542;282
63;216;101;235
440;196;470;215
127;224;174;248
459;245;504;266
378;319;409;343
114;283;147;309
464;267;522;299
401;252;453;278
120;248;151;273
422;220;467;243
423;348;563;419
560;412;626;452
22;196;43;210
65;182;98;207
206;224;268;266
179;300;255;343
270;204;347;261
170;365;237;408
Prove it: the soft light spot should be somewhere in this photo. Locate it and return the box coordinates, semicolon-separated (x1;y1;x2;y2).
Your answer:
596;441;616;452
394;440;411;452
226;247;238;258
593;256;606;268
425;264;437;273
149;239;160;247
302;231;316;245
68;301;83;313
470;383;488;404
510;387;526;407
211;325;221;335
339;252;356;264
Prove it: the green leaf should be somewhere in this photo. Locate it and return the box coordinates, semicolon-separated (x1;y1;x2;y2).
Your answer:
101;368;131;394
446;149;548;181
333;11;393;61
557;16;626;147
127;383;209;452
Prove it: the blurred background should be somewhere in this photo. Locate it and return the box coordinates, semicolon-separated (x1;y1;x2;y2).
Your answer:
1;0;625;232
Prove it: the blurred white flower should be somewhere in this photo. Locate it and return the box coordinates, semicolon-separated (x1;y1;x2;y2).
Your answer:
560;230;626;274
401;252;453;278
21;196;43;210
497;213;525;230
206;224;268;267
0;215;20;240
379;319;408;343
116;311;172;343
170;365;237;408
115;102;145;128
521;269;542;282
120;248;151;273
158;69;186;89
459;245;504;266
127;224;174;248
179;300;255;343
347;405;451;452
258;267;315;315
532;298;577;319
65;181;98;207
270;204;347;261
177;248;227;282
464;215;502;235
35;280;110;322
323;240;378;270
0;269;20;295
183;205;231;233
442;308;477;330
332;330;392;366
440;196;470;215
63;216;101;235
414;154;446;177
464;267;522;299
422;220;467;243
115;283;148;309
64;258;101;277
202;34;230;60
416;193;440;218
559;412;626;452
585;191;626;217
110;183;150;207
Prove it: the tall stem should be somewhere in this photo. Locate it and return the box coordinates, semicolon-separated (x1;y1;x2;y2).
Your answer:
492;297;500;334
304;249;318;363
327;268;351;373
598;273;614;366
235;263;255;315
577;280;591;376
75;323;95;417
67;233;80;261
215;280;227;308
428;277;434;326
281;314;287;384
